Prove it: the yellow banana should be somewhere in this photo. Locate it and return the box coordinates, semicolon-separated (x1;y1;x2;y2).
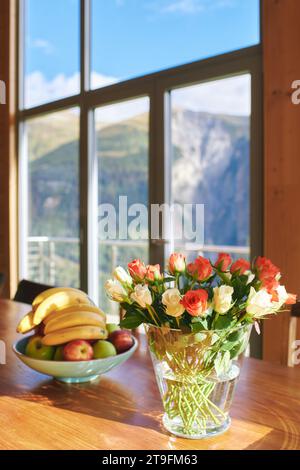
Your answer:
33;291;91;325
32;287;88;311
16;311;35;334
44;311;106;335
43;304;106;325
42;325;107;346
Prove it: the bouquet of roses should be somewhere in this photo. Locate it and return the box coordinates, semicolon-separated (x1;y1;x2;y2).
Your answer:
105;253;297;438
105;253;296;332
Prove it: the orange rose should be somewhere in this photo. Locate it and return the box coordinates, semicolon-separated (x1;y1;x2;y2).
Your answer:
145;264;162;281
255;256;280;284
187;256;212;281
230;258;250;275
181;289;208;317
214;253;232;271
168;253;186;274
263;278;280;301
128;259;147;281
286;293;297;305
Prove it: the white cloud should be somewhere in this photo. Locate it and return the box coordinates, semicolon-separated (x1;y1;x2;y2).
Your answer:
162;0;205;14
25;71;250;117
95;97;149;125
156;0;235;14
30;38;54;55
25;71;117;108
172;74;251;116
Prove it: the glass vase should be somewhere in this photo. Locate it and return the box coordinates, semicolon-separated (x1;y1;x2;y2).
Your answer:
145;323;252;439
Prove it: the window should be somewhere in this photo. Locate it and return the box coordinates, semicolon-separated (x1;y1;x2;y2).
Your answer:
19;109;80;287
91;0;260;88
95;97;150;316
23;0;80;107
18;0;262;325
169;74;251;262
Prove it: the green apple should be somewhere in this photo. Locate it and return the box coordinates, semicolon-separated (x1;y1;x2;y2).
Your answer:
25;335;55;360
53;346;64;361
106;323;120;335
93;340;117;359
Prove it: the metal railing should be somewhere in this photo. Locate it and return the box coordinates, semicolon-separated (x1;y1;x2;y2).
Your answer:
27;236;250;286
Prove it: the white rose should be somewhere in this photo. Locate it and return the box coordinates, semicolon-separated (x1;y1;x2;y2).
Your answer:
113;266;132;285
104;279;127;302
213;285;234;314
244;270;255;285
272;285;288;309
162;288;185;318
246;287;273;317
130;284;152;308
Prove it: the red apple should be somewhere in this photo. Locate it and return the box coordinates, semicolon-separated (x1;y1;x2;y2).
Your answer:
35;323;46;336
109;330;134;354
63;340;93;361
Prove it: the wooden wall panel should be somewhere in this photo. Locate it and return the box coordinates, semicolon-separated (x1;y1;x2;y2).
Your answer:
0;0;17;298
263;0;300;364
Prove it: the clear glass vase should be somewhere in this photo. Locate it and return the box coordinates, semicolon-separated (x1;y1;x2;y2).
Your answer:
145;323;252;439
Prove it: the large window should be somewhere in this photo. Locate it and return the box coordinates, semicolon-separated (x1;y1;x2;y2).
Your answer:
23;0;80;107
91;0;260;88
18;0;261;321
170;74;251;261
95;97;150;313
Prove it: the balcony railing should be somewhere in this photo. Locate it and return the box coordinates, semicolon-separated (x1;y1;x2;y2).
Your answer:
27;236;250;286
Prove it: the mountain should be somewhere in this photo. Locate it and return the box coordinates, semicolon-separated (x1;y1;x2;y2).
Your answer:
171;109;249;246
28;109;250;296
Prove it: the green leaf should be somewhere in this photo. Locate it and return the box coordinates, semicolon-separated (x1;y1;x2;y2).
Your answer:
214;350;231;377
213;314;233;330
229;333;249;359
191;317;208;332
211;333;220;345
220;340;236;351
120;311;144;329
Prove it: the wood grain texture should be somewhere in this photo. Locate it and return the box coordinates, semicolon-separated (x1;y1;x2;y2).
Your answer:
0;0;18;299
263;0;300;364
0;300;299;450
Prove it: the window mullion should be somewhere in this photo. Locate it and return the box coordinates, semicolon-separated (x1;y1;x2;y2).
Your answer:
79;0;91;292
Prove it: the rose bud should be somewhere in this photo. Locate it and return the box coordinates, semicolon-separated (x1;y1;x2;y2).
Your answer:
128;259;147;281
145;264;162;281
254;256;280;283
214;253;232;272
230;258;250;275
168;253;186;274
187;256;213;281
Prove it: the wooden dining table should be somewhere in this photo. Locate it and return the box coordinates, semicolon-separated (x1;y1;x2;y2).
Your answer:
0;299;300;450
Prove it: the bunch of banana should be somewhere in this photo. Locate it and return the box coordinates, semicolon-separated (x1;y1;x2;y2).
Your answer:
16;287;107;346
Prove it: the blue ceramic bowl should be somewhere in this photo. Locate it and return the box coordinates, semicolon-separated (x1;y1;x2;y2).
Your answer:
13;336;138;383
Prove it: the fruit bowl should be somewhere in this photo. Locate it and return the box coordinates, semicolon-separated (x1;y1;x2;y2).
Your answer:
13;336;138;383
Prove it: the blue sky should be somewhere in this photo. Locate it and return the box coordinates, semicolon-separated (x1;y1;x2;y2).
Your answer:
25;0;259;107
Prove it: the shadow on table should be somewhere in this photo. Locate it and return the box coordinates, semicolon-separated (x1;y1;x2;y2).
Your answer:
11;374;163;433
